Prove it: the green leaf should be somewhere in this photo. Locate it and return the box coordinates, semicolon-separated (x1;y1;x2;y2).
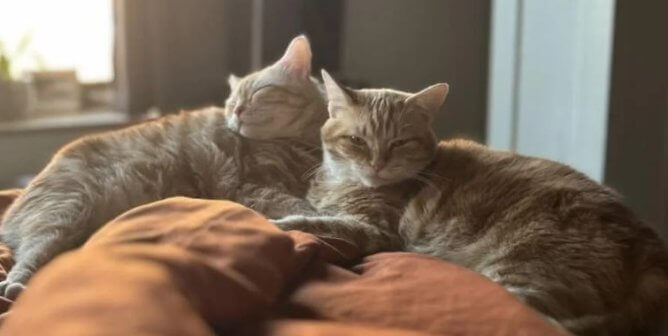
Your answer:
0;55;11;80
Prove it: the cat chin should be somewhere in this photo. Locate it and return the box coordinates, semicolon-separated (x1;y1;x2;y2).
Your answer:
239;126;271;139
226;119;240;131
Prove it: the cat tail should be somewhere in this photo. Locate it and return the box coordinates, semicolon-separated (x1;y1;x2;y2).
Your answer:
560;250;668;335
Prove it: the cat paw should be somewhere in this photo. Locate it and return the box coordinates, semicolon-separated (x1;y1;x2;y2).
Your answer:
270;215;309;230
0;279;26;300
1;268;32;300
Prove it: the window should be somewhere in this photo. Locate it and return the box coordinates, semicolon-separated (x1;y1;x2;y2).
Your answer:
0;0;116;124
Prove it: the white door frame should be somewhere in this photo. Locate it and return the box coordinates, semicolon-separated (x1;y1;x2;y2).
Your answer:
486;0;616;182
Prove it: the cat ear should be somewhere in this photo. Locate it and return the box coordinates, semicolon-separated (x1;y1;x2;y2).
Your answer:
405;83;450;120
321;69;353;118
275;35;312;79
228;74;240;90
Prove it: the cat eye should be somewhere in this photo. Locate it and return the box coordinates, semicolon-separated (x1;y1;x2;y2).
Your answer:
252;86;293;104
391;138;415;148
344;135;366;147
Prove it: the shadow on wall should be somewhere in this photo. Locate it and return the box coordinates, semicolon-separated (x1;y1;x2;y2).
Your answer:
0;125;124;189
340;0;490;141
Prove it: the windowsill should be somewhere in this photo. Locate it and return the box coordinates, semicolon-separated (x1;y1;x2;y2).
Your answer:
0;110;131;134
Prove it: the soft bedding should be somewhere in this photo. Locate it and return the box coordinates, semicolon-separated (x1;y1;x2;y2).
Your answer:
0;191;565;335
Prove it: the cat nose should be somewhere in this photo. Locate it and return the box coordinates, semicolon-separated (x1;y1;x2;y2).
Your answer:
371;160;385;172
233;105;245;116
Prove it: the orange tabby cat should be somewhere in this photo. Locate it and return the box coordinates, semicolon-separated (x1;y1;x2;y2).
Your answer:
0;36;326;299
274;69;668;335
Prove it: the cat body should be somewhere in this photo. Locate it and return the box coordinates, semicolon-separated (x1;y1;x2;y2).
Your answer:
274;70;668;335
0;36;326;299
401;140;668;335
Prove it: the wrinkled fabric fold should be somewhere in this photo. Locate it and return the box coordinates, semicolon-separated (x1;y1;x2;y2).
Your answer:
0;194;565;336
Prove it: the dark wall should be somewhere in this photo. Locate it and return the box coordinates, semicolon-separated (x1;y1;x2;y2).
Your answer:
115;0;252;114
340;0;491;140
0;124;126;189
605;0;668;240
261;0;343;72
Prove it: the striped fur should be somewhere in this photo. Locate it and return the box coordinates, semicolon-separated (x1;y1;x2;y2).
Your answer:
274;73;668;335
0;36;327;299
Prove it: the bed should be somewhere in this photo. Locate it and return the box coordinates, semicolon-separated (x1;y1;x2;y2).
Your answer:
0;190;565;335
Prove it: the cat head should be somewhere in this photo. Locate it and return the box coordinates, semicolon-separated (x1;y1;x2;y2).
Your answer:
320;69;449;187
224;35;326;140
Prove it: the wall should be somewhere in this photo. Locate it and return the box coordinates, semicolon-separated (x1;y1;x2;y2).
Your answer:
604;0;668;241
0;123;125;189
341;0;491;140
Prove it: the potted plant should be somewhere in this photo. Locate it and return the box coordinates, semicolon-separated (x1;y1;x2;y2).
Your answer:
0;34;35;121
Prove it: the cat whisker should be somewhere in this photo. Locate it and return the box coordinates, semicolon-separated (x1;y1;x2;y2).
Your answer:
413;174;438;190
302;163;323;180
303;146;321;154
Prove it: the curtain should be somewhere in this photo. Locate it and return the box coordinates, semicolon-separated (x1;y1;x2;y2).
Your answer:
113;0;342;115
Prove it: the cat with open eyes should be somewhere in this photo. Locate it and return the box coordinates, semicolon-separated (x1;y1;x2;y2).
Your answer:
0;36;327;299
273;69;668;335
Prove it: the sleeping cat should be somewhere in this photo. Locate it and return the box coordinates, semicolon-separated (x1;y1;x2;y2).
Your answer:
0;36;327;300
273;69;668;335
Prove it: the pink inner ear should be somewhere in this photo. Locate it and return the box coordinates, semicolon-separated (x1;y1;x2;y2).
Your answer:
406;84;449;113
280;60;310;79
277;37;312;79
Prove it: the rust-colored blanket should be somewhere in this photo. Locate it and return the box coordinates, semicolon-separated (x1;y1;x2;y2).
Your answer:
0;192;564;335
